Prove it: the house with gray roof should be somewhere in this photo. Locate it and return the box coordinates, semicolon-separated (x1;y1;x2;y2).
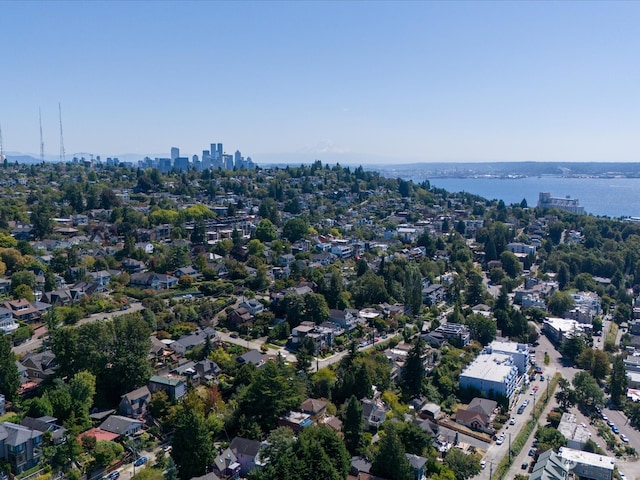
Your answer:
20;416;66;445
171;327;217;356
119;386;151;419
0;422;44;473
99;415;143;437
229;437;262;476
236;350;266;368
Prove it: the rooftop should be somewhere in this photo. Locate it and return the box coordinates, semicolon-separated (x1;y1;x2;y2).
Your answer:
557;413;590;445
460;353;517;383
488;340;529;354
558;447;615;470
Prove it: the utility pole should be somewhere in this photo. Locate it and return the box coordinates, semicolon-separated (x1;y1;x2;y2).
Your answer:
532;392;536;420
546;375;550;401
489;460;493;480
508;432;512;463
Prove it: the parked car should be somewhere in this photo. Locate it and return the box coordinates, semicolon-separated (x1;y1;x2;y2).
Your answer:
481;461;486;469
612;425;620;434
509;417;516;425
107;472;120;480
620;434;629;443
528;449;536;456
496;438;504;445
521;463;528;470
134;457;148;467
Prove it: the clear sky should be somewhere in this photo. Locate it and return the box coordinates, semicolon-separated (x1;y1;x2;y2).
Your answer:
2;1;640;164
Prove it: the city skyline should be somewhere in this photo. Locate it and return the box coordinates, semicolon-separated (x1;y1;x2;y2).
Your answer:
2;1;640;163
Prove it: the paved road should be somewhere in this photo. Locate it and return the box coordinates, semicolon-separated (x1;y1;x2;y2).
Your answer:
12;302;144;355
477;331;579;480
213;328;383;370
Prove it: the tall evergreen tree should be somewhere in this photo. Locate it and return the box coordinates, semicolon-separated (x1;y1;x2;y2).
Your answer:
0;333;19;401
171;401;214;480
404;264;423;315
401;337;426;399
343;395;365;455
371;426;414;480
610;355;628;406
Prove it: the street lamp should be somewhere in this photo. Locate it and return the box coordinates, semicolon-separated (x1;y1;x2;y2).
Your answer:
489;460;493;480
508;433;512;464
532;392;536;420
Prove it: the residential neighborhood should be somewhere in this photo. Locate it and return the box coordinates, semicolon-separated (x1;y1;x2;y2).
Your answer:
0;160;639;480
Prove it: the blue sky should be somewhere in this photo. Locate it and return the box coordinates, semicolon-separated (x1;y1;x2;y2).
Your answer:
2;1;640;164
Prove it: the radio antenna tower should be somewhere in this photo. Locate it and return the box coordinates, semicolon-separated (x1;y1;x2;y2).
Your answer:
39;108;45;162
59;102;66;162
0;122;4;163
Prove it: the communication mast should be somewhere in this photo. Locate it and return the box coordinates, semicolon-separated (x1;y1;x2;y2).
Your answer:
39;108;44;162
59;102;66;163
0;122;4;163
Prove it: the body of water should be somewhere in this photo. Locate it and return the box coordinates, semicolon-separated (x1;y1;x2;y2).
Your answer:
407;176;640;218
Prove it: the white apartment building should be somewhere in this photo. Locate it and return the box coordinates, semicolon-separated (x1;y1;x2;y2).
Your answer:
485;340;530;374
459;352;519;403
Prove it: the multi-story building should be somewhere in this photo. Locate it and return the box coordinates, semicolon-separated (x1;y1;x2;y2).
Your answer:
485;340;530;375
543;317;592;344
0;422;44;473
558;447;615;480
538;192;585;215
459;352;519;404
557;413;589;450
424;323;471;347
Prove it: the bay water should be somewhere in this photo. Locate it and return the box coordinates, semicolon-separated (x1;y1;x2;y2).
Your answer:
406;175;640;218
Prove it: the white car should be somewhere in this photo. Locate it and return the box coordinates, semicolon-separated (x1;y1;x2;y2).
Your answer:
496;438;504;445
621;434;629;443
620;473;627;480
510;417;516;425
481;461;486;469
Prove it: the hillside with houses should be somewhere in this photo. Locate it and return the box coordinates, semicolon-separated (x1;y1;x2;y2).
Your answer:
0;160;640;480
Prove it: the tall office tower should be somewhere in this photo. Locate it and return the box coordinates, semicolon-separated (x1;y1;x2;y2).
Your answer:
158;158;172;173
202;150;211;170
234;150;243;169
223;154;234;170
216;143;223;159
210;144;217;159
174;156;189;172
171;147;180;161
